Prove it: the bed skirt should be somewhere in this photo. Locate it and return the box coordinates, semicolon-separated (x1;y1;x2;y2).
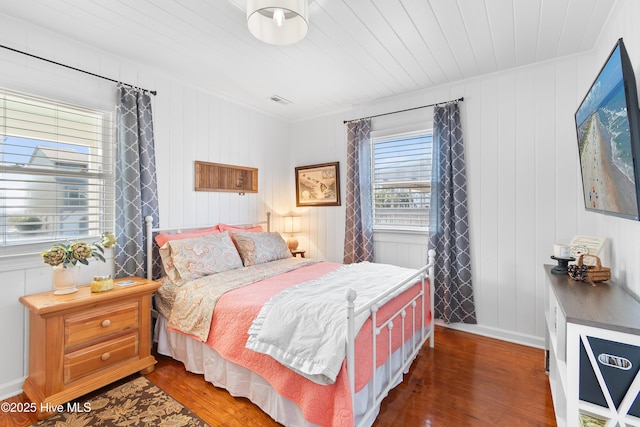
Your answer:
154;315;424;427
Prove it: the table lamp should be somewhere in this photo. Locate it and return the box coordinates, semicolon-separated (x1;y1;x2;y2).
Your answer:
283;215;301;251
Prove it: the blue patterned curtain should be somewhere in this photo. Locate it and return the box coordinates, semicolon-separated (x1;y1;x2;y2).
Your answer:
429;102;476;324
115;85;159;278
344;119;374;264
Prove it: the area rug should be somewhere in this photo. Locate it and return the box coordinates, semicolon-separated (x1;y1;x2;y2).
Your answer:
30;376;210;427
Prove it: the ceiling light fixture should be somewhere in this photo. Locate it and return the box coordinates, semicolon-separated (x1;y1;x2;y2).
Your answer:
247;0;309;45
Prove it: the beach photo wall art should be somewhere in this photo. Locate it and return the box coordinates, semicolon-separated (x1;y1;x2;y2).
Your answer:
575;38;640;220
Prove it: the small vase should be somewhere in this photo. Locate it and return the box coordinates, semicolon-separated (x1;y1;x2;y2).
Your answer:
52;264;79;295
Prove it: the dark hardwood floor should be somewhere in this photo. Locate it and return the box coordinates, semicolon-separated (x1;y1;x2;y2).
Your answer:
2;326;556;426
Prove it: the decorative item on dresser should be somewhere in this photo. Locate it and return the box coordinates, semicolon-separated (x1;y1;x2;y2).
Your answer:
41;232;116;295
551;255;576;275
19;276;160;419
544;265;640;426
567;254;611;284
90;275;115;292
50;264;81;295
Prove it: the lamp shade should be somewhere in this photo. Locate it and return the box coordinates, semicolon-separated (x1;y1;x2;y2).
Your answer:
247;0;309;45
283;215;301;234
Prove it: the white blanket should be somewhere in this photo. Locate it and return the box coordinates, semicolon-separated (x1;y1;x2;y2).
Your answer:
245;262;418;385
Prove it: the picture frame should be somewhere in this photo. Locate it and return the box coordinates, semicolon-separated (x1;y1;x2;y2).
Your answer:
569;235;607;266
295;162;341;207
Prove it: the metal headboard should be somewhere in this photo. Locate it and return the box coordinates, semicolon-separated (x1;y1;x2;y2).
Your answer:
144;212;271;280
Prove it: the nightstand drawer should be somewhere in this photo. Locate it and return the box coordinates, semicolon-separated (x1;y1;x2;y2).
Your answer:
20;277;160;419
64;332;139;383
64;302;139;348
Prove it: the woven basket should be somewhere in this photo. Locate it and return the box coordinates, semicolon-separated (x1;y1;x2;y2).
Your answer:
576;254;611;282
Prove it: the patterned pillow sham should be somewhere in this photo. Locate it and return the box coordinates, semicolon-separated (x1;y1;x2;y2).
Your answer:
218;223;264;233
165;232;244;282
158;245;179;282
231;231;291;267
154;226;220;247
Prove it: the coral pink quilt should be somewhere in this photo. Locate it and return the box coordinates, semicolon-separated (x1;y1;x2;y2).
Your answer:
180;261;433;427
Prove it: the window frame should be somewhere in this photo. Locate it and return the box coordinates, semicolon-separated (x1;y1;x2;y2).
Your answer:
370;127;433;233
0;88;115;256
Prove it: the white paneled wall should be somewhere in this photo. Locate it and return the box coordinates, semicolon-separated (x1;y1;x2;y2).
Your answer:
292;76;561;346
0;15;289;400
373;232;429;269
154;84;290;229
287;114;348;263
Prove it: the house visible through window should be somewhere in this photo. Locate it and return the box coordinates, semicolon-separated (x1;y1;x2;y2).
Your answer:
371;130;432;231
0;88;114;247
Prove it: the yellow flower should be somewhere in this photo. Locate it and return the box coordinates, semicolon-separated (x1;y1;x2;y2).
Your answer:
101;232;116;249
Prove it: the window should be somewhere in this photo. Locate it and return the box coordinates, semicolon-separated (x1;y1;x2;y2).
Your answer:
371;130;432;231
0;88;114;247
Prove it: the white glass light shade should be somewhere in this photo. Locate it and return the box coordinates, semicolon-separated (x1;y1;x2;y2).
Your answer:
247;0;309;45
273;8;285;27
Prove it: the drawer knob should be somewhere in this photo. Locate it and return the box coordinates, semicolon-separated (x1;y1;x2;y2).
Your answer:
101;319;111;328
101;352;111;361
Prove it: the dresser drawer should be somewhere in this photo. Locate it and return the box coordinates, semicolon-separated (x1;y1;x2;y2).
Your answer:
64;302;139;348
20;277;160;419
64;332;139;383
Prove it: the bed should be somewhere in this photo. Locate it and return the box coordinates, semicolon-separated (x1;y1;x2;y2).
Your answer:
145;213;435;427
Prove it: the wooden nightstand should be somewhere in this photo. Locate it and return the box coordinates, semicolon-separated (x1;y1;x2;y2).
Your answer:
19;276;160;419
291;250;306;258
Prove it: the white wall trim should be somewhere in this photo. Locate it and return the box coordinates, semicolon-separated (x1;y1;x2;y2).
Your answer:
0;377;24;401
436;320;545;349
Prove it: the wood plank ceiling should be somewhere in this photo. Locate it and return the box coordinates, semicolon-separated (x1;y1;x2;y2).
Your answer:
0;0;620;121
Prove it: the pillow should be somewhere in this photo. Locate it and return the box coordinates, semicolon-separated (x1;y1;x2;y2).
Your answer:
155;226;220;247
158;244;179;282
218;223;263;233
166;232;243;281
231;231;291;267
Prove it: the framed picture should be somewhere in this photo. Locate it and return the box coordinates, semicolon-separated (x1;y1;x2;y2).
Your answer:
295;162;341;207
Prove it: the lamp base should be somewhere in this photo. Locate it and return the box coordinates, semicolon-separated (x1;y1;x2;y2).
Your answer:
287;237;299;251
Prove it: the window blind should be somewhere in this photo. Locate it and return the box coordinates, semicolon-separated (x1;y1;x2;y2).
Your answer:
0;88;115;246
372;131;432;230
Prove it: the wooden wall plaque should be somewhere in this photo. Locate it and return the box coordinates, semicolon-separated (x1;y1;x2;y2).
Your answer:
195;161;258;194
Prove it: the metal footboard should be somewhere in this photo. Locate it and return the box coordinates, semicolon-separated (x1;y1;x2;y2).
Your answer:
346;249;436;427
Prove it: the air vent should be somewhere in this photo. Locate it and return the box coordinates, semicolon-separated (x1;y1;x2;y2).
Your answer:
269;95;292;105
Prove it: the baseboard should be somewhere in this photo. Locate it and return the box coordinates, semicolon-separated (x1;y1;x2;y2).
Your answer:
0;377;24;401
435;320;545;349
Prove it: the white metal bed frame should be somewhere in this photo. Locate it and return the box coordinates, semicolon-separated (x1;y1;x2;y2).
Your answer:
144;212;435;427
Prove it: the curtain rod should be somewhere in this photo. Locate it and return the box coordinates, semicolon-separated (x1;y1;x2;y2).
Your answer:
0;44;157;96
343;97;463;124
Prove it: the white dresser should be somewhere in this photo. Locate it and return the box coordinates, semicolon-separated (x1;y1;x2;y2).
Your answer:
545;265;640;426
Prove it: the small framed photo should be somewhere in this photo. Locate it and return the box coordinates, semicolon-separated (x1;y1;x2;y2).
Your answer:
295;162;341;207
